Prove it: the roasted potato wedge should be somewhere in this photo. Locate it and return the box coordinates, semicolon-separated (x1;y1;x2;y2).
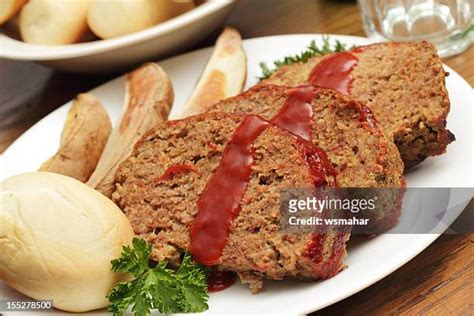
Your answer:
173;26;247;119
87;62;173;197
39;93;112;182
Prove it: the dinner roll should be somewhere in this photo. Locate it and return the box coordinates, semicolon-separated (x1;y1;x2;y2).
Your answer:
87;0;195;39
0;172;134;312
19;0;91;45
0;0;27;25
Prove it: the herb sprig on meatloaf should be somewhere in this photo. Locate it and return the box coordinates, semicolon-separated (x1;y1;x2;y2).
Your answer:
258;36;349;80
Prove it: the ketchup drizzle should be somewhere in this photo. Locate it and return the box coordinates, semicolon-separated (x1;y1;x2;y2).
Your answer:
156;164;196;182
188;115;270;266
359;104;379;132
271;85;315;141
207;268;237;292
270;86;340;275
296;138;336;187
308;51;358;95
271;85;336;186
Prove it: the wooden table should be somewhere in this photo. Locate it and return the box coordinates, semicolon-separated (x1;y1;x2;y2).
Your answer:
0;0;472;314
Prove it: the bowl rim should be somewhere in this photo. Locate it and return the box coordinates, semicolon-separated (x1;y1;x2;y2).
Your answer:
0;0;234;60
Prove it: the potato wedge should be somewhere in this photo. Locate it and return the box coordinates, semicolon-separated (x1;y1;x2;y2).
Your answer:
172;26;247;119
87;63;173;197
39;94;112;182
0;0;27;25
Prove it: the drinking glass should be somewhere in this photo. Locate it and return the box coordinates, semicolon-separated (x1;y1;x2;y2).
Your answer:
358;0;473;57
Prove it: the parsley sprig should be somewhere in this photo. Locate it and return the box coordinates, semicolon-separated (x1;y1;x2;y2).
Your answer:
107;238;209;316
258;36;350;80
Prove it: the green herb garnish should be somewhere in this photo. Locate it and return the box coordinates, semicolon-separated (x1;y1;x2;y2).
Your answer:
107;238;209;316
258;36;350;81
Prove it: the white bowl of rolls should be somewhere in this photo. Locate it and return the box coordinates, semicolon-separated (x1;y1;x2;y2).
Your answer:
0;0;235;73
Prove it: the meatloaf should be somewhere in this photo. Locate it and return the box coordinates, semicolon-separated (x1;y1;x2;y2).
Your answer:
260;41;454;169
209;84;405;190
112;112;348;293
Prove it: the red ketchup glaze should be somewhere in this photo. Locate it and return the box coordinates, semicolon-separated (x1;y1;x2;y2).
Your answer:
207;268;237;292
188;115;270;266
303;233;325;269
351;46;367;53
297;138;336;187
156;164;196;182
357;103;386;166
270;85;341;275
271;85;315;140
359;105;379;132
311;231;348;278
308;51;358;95
270;85;337;186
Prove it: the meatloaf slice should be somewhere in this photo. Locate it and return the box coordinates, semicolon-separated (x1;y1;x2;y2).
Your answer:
261;41;454;169
112;112;347;293
209;84;405;190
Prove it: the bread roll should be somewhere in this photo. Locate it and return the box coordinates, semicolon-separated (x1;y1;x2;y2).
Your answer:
0;0;27;25
87;0;195;39
0;172;134;312
19;0;91;45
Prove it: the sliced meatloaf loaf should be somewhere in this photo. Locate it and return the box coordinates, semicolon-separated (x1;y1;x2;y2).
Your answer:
112;112;348;293
261;41;454;169
209;85;405;233
209;84;405;190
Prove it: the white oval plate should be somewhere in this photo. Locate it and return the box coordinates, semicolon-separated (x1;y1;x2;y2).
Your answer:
1;35;473;315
